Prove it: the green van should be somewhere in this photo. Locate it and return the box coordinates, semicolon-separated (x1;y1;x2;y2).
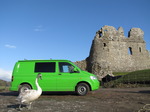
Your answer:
10;60;100;95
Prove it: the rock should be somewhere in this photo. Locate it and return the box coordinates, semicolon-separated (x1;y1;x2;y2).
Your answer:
117;27;124;37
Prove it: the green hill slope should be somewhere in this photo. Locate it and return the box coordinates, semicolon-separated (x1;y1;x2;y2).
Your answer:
103;69;150;88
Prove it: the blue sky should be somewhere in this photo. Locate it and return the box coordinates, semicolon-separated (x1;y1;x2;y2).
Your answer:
0;0;150;81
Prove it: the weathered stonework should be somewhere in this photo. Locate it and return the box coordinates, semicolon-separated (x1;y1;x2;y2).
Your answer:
75;25;150;80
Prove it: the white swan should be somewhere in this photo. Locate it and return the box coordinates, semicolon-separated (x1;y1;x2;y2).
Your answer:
16;73;42;110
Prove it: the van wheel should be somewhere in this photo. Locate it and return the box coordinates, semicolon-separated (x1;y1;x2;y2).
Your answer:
76;83;89;96
19;84;31;93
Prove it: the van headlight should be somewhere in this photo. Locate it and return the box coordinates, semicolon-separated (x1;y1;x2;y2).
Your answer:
90;76;97;80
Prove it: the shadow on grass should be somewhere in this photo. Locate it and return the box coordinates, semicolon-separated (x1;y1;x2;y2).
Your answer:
42;91;77;96
0;91;77;96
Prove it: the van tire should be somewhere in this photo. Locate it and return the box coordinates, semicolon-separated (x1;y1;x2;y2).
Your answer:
76;83;89;96
19;84;31;93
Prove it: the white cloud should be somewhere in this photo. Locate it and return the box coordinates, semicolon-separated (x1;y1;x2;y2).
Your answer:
34;25;45;32
5;44;16;49
0;68;12;81
34;28;44;32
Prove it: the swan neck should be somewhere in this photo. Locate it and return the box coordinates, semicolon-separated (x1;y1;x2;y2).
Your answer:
35;77;42;91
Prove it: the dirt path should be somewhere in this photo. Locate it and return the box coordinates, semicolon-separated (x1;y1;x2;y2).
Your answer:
0;87;150;112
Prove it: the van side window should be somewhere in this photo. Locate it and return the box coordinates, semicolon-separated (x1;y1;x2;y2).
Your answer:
35;62;55;72
59;62;74;73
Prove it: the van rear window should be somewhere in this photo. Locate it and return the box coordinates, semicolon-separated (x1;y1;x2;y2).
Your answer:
35;62;55;72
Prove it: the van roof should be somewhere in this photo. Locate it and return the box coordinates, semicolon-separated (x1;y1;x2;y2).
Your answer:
18;59;71;62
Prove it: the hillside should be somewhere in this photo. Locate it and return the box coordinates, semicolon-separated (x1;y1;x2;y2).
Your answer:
0;79;10;86
0;79;10;92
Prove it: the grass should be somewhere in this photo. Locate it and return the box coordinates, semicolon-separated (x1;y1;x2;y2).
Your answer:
113;72;129;76
103;69;150;88
117;69;150;83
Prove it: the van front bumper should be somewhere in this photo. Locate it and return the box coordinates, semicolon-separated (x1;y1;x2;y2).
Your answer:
91;80;100;91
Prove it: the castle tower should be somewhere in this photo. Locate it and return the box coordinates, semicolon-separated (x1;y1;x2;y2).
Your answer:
87;25;150;79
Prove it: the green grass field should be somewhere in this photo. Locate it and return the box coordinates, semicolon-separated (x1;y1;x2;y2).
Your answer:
116;69;150;83
103;69;150;88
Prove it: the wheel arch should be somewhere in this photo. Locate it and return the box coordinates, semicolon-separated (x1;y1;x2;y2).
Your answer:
76;81;92;91
18;82;33;90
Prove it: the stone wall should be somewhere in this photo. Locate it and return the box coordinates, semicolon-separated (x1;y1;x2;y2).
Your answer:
75;25;150;80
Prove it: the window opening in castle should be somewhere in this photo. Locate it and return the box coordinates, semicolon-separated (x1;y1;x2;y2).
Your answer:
139;47;142;52
128;47;132;55
99;32;102;37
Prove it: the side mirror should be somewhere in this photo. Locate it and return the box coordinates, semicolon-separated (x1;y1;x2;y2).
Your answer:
73;68;79;73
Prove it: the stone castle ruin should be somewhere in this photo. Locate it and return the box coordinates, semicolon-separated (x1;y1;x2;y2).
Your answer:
75;25;150;80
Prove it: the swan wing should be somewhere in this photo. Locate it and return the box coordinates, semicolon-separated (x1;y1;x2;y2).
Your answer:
17;89;42;103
